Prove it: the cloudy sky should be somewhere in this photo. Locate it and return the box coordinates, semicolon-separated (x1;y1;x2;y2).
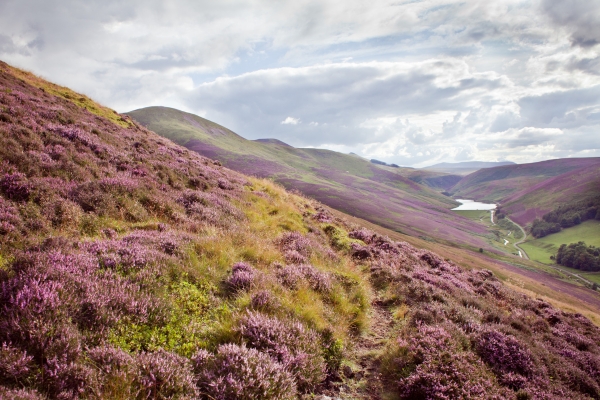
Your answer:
1;0;599;167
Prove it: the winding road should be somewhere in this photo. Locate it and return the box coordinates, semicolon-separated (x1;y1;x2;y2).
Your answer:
507;217;529;260
506;218;594;287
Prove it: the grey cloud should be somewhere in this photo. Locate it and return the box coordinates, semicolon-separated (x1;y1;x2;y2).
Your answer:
490;111;520;133
541;0;600;47
518;86;600;126
0;34;18;54
505;129;561;149
567;56;600;76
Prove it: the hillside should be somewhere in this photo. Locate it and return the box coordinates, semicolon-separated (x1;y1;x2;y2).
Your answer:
3;61;600;399
127;107;489;249
423;161;516;176
450;158;600;226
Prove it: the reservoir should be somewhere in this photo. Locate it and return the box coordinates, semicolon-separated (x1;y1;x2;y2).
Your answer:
451;199;497;211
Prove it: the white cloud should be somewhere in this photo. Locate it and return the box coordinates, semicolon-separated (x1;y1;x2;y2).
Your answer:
281;116;300;125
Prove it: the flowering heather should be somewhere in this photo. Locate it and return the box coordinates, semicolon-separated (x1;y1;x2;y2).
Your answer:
276;264;332;293
250;290;277;311
194;344;297;400
224;262;256;292
137;350;198;399
2;61;600;399
238;312;326;392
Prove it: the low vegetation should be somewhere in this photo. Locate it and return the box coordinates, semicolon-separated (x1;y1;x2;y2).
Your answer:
1;61;600;399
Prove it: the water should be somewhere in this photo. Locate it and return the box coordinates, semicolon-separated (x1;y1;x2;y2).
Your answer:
451;199;497;211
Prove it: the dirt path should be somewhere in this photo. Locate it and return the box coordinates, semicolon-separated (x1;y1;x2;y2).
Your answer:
339;297;395;399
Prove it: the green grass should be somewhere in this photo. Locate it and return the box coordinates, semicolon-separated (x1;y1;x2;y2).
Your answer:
454;210;491;221
520;220;600;264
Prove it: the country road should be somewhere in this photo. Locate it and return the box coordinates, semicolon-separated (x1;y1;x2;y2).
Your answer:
508;217;529;260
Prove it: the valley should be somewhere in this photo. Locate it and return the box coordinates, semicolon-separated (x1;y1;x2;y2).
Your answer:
127;106;600;297
2;61;600;399
126;107;494;250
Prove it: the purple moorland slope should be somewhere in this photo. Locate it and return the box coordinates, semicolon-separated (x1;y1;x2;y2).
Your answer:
451;158;600;226
1;61;600;399
500;163;600;226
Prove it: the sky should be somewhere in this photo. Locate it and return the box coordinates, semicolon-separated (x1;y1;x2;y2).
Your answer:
1;0;599;167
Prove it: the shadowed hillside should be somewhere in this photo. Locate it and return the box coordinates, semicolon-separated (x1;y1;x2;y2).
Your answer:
424;161;516;176
127;106;490;249
3;61;600;399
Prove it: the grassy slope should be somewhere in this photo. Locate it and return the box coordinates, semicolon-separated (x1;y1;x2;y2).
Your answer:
126;107;493;250
520;220;600;265
3;61;600;399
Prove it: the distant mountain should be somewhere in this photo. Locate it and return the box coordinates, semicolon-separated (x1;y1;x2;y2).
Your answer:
127;106;487;248
423;161;516;176
450;158;600;225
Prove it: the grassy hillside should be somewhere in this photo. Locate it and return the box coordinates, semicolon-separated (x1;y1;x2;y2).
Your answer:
521;220;600;265
3;61;600;399
127;107;493;250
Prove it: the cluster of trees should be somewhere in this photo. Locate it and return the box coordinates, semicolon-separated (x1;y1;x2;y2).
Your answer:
530;197;600;238
370;159;399;168
530;219;562;238
555;242;600;271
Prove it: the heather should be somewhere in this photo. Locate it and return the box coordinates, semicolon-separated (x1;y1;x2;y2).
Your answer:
1;61;600;399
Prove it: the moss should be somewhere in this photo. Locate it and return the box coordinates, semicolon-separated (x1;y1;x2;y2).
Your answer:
108;280;231;357
322;223;362;251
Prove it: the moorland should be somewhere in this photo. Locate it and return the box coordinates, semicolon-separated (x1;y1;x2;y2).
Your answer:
1;60;600;399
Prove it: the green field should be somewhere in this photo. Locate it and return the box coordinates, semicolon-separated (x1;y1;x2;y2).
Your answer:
520;220;600;264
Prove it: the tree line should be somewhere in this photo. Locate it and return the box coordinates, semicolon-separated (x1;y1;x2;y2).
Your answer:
530;197;600;238
555;242;600;272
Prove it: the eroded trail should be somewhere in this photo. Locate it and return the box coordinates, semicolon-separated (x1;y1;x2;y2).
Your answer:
339;296;397;399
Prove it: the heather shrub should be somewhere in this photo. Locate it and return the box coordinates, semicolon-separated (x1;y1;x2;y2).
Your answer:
283;249;307;264
348;228;376;244
278;231;311;258
250;290;278;311
224;262;256;293
136;350;198;399
194;344;297;400
0;198;22;237
237;312;326;392
46;198;82;229
87;345;138;397
392;324;505;399
276;264;331;293
0;343;34;385
0;172;31;202
0;387;45;400
474;330;534;384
